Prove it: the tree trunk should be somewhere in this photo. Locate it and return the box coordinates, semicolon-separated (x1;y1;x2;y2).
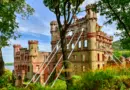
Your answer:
60;29;72;89
0;48;4;76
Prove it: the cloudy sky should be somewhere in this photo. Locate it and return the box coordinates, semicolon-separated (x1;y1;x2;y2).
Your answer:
2;0;120;63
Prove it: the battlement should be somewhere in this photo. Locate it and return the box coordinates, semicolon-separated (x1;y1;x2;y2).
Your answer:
50;21;57;25
28;40;38;44
13;44;21;48
86;4;96;10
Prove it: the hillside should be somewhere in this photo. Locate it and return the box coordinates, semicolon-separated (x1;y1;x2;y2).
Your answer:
112;40;122;50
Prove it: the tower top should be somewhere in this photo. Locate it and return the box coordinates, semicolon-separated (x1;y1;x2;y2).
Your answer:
13;44;21;48
86;4;96;10
50;21;57;25
28;40;38;44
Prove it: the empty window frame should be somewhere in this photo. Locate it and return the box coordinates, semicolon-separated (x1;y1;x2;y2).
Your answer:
56;45;59;50
73;55;77;60
82;54;85;61
83;66;85;72
67;44;69;49
72;43;74;49
28;66;30;72
97;64;100;69
102;54;104;61
78;41;81;48
84;40;87;47
97;53;100;61
36;65;39;72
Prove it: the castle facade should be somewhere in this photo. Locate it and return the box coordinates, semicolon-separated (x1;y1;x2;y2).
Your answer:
14;4;113;85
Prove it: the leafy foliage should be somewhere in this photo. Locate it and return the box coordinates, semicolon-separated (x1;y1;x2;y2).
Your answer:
0;0;34;76
96;0;130;50
0;0;34;48
114;50;130;58
70;68;130;90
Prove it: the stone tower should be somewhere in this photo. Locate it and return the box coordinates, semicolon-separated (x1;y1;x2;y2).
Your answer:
86;4;97;70
50;21;59;50
27;40;39;79
13;44;21;56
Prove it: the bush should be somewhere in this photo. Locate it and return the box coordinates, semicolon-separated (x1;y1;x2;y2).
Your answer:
70;68;130;90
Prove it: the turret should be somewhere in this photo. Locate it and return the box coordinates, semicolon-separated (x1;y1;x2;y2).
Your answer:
27;40;38;79
28;40;38;57
13;44;21;56
50;21;58;41
86;4;98;70
50;21;59;50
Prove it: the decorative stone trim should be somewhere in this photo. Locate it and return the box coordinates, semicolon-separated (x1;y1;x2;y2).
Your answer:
87;32;96;38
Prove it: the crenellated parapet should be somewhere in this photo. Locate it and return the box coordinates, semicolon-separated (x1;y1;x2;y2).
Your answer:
86;4;97;20
28;40;38;44
13;44;21;48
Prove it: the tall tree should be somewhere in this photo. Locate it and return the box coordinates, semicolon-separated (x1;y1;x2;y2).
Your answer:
43;0;84;88
0;0;34;76
96;0;130;49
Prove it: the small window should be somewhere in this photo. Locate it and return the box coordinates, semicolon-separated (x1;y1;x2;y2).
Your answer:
98;64;100;69
56;45;59;50
82;55;85;61
31;46;33;49
28;66;30;72
73;55;76;60
78;41;81;48
97;53;100;61
84;40;87;47
67;44;69;49
103;64;105;68
36;65;39;72
83;66;85;72
102;54;104;61
72;43;74;49
67;31;73;36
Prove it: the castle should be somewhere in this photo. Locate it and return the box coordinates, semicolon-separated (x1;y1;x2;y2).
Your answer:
14;4;114;85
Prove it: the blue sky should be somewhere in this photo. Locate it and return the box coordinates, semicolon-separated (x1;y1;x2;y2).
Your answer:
2;0;120;63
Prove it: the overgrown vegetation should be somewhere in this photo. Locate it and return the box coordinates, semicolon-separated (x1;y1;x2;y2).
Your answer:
114;50;130;58
1;67;130;90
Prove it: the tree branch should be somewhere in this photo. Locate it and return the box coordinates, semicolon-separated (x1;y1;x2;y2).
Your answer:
106;0;130;37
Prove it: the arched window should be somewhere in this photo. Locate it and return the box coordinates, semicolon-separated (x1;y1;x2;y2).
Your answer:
84;40;87;47
78;41;81;48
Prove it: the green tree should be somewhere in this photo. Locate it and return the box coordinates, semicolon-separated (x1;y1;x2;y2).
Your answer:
0;0;34;76
96;0;130;49
43;0;84;88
